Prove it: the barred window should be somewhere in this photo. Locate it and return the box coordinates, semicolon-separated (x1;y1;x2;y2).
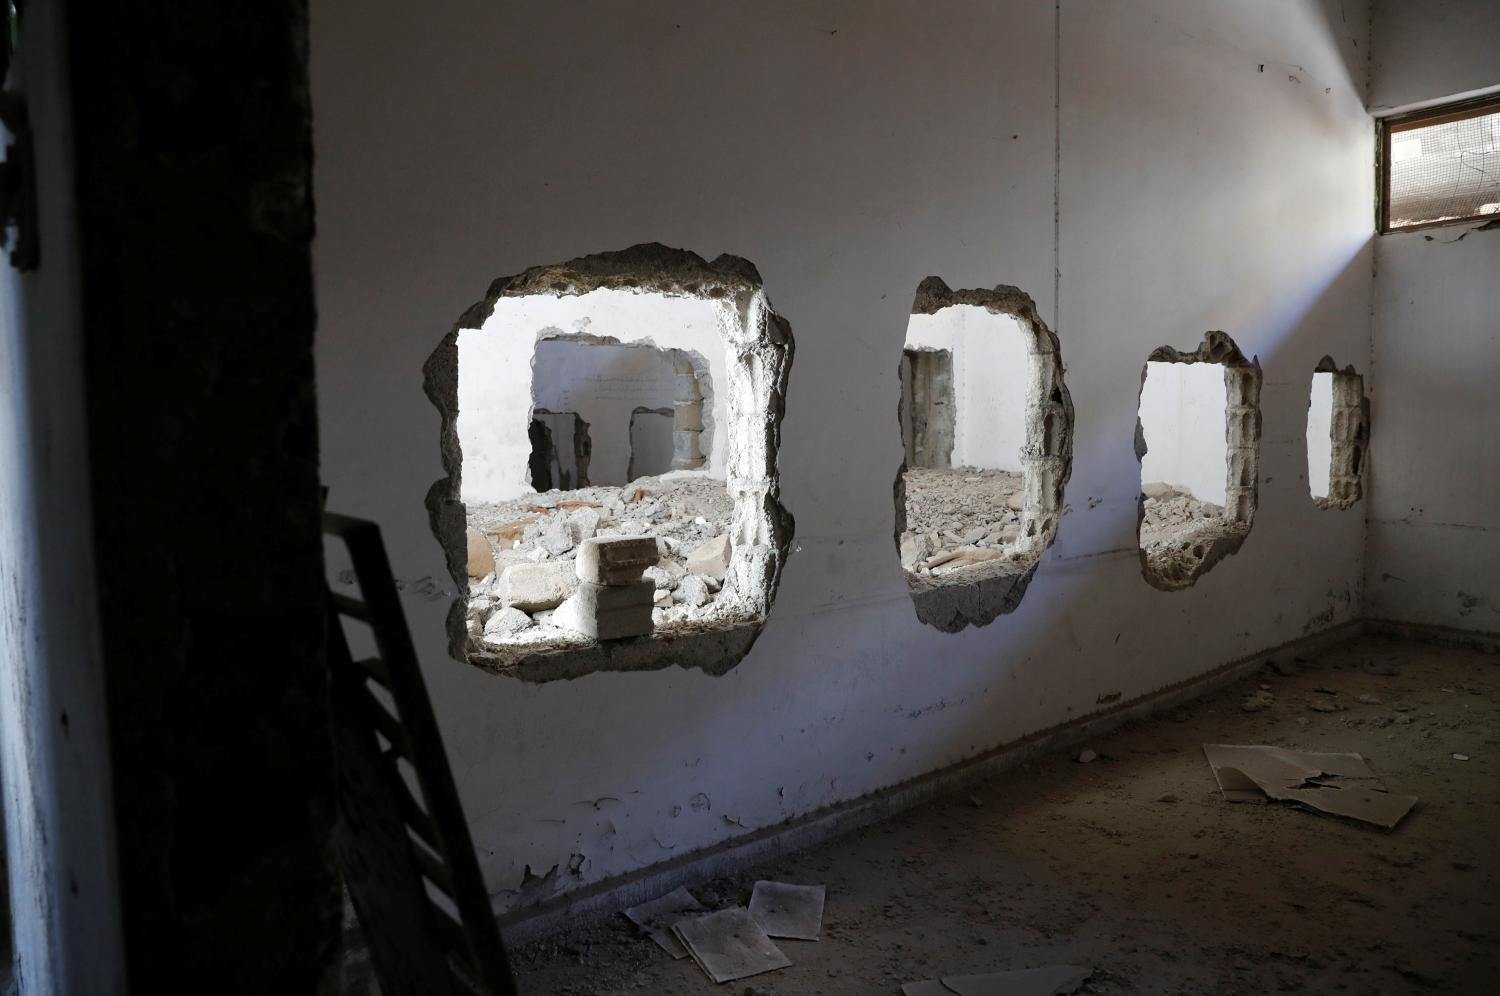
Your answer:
1381;97;1500;233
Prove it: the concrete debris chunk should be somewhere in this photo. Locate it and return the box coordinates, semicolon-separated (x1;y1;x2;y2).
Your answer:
671;907;790;984
499;561;575;612
482;606;533;640
686;534;732;581
575;535;658;586
552;580;655;640
748;880;825;941
675;574;712;608
642;565;678;590
466;526;495;579
540;517;577;556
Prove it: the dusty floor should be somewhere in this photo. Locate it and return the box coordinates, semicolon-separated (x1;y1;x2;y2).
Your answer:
508;636;1499;994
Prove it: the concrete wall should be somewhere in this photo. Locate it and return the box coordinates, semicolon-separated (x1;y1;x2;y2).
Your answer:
0;2;125;989
1369;0;1500;112
312;0;1375;917
1366;230;1500;628
1139;361;1230;505
456;290;727;502
904;306;1030;472
1307;371;1333;499
1364;1;1500;632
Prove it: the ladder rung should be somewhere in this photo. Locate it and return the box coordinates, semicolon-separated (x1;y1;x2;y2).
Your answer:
355;655;392;687
331;592;372;622
394;777;440;849
412;839;458;897
428;902;474;962
360;687;412;756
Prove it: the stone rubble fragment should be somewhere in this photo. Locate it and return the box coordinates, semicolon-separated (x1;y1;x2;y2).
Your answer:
575;535;658;586
467;526;495;579
483;606;533;640
552;580;655;640
675;574;712;608
499;561;575;612
686;534;732;581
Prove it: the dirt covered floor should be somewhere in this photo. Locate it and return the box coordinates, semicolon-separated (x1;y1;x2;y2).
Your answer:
900;467;1031;576
509;636;1500;994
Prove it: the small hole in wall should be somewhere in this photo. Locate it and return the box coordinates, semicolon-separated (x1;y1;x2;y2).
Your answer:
424;244;795;679
1136;332;1261;591
1306;357;1369;510
894;278;1073;632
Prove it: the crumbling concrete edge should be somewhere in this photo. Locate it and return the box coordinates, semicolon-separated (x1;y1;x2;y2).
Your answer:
897;277;1075;632
1310;354;1369;512
1135;331;1262;592
489;617;1368;947
423;243;795;681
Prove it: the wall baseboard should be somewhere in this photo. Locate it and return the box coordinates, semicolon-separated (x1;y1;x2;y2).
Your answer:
1362;616;1500;654
495;617;1369;946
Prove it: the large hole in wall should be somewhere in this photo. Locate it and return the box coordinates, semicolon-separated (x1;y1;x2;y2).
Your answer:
894;278;1073;632
425;245;795;681
1306;356;1369;510
1135;332;1261;591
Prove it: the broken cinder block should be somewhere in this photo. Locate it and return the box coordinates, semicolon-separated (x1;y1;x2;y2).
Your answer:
466;526;495;579
575;535;659;586
686;534;732;581
552;579;655;640
499;561;575;612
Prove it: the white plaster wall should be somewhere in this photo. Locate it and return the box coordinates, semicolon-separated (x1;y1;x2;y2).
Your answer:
1306;371;1333;498
456;290;727;502
0;1;126;988
1366;230;1500;628
1138;361;1230;504
312;0;1375;916
904;306;1029;472
1365;2;1499;631
1369;0;1500;112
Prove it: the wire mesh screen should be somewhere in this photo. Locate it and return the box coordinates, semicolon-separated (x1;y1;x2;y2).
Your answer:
1388;108;1500;229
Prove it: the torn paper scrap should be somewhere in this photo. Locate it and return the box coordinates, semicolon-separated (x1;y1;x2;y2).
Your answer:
621;886;705;959
672;906;791;984
1203;744;1416;830
748;880;826;940
902;965;1092;996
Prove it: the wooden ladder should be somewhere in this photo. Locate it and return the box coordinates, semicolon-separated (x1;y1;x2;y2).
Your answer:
325;512;517;996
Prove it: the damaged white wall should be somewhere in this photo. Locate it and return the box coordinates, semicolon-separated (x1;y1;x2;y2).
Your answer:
312;0;1375;919
1365;1;1499;631
1138;361;1230;505
904;306;1029;472
456;290;727;503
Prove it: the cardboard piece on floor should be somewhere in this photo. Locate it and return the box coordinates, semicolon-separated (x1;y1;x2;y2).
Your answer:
1203;744;1417;830
748;880;826;940
621;886;705;959
902;965;1092;996
672;906;791;984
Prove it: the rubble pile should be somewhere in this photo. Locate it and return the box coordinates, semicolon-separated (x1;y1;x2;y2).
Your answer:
463;472;738;649
900;467;1033;577
1139;481;1248;582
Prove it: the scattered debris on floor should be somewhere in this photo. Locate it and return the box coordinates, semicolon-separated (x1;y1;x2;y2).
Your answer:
902;964;1092;995
672;906;791;984
1203;744;1417;829
622;885;706;959
619;880;827;984
747;880;826;941
900;467;1033;576
464;472;741;647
